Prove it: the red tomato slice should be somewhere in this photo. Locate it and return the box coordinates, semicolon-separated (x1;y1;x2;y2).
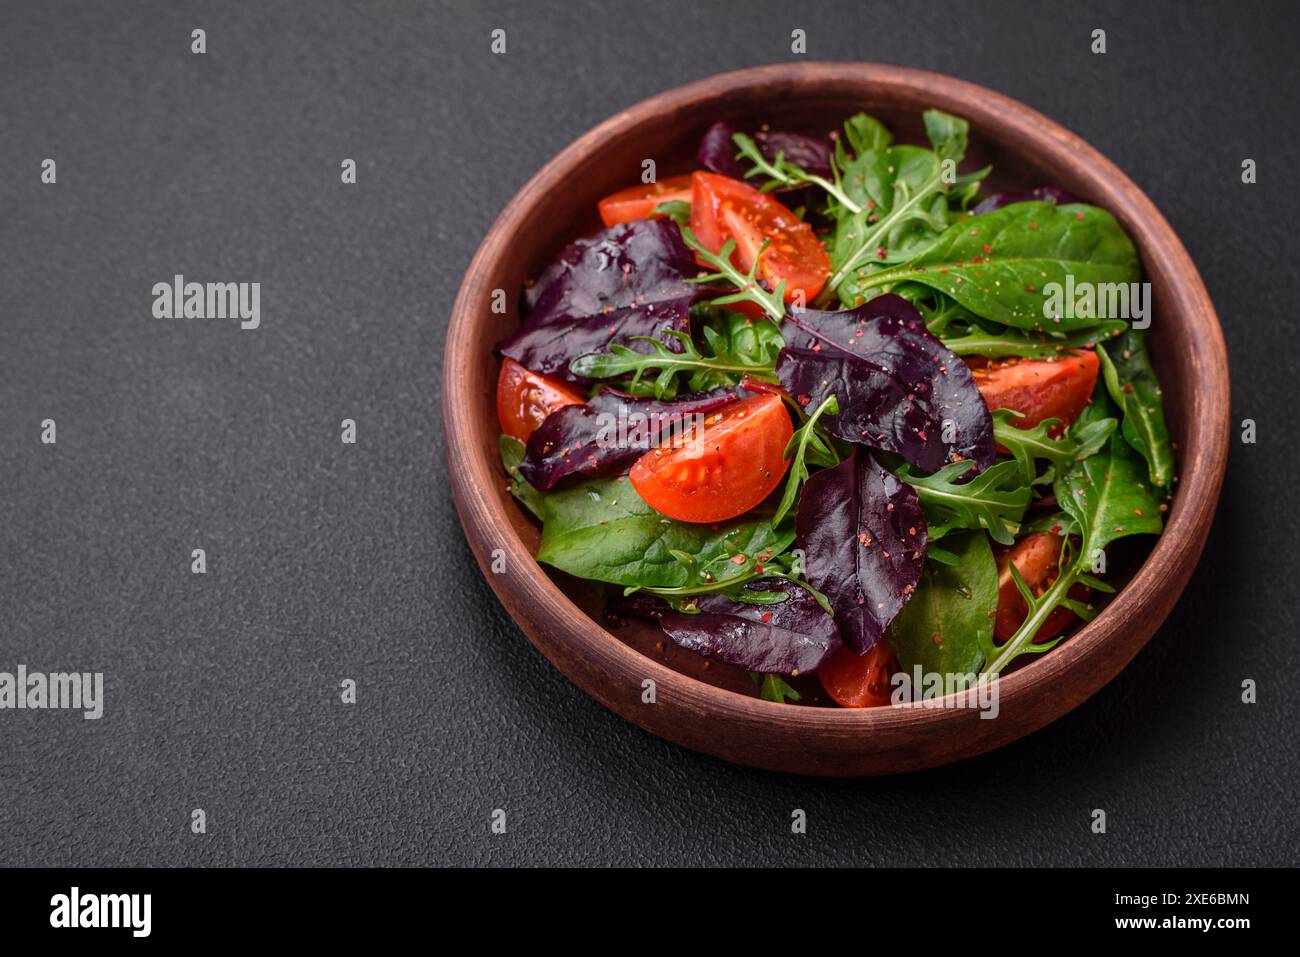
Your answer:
597;174;694;227
628;394;792;523
969;349;1100;434
496;358;585;442
818;641;900;708
993;532;1093;643
689;172;830;304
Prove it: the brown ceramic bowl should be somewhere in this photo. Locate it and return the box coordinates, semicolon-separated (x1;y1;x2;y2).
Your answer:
443;63;1229;776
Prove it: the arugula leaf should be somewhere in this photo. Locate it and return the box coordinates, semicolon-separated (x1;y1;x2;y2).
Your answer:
825;110;974;305
1056;408;1165;570
772;394;839;527
895;459;1032;546
752;672;803;704
853;202;1141;332
536;474;794;589
992;409;1117;486
981;398;1164;675
499;435;544;520
1096;328;1175;486
887;531;998;678
839;112;893;157
651;199;691;226
689;307;785;392
679;226;787;322
569;322;779;399
732;132;863;212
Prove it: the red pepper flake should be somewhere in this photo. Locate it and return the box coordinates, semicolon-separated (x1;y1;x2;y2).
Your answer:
1029;222;1039;230
917;430;927;441
760;611;773;623
982;244;992;254
875;246;887;260
858;531;873;546
969;229;978;236
1075;211;1085;221
1134;508;1143;516
797;394;811;406
1026;285;1036;293
730;554;747;564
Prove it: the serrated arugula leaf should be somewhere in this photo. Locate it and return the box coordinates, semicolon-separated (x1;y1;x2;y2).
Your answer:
825;110;975;306
895;459;1033;546
751;672;803;704
992;409;1117;486
981;396;1164;676
569;307;782;400
1055;418;1165;572
772;394;840;527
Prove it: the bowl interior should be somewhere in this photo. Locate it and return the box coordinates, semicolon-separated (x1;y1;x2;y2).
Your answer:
463;78;1194;705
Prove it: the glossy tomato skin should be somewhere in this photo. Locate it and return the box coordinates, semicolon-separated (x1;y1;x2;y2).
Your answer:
496;358;585;442
969;349;1100;433
629;394;792;524
993;531;1092;643
818;641;900;708
597;175;694;228
689;172;830;304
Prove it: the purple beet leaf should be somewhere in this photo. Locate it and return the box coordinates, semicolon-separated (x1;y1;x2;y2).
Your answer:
517;387;741;491
619;579;841;675
499;219;699;379
776;294;995;473
795;449;926;655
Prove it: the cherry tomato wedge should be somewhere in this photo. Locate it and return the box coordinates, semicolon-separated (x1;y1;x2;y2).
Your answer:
818;641;900;708
968;349;1100;434
993;532;1093;643
689;172;830;304
597;174;694;227
496;358;585;442
628;394;792;523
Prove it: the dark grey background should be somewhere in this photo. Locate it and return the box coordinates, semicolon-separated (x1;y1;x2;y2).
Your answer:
2;0;1296;867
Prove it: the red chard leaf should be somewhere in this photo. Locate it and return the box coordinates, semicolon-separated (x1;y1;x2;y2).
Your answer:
776;294;995;473
795;449;926;655
619;579;842;676
517;387;741;491
974;186;1081;214
499;220;699;379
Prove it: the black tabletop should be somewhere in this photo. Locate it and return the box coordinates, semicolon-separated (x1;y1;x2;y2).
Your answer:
2;0;1297;867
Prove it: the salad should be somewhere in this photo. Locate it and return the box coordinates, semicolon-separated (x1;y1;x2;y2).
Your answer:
492;109;1174;708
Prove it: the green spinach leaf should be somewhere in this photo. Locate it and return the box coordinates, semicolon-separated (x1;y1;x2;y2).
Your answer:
536;474;794;589
499;435;545;520
887;530;998;678
853;202;1141;332
1097;328;1175;486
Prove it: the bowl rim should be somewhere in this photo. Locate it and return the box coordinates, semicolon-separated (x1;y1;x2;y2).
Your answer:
444;63;1229;747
